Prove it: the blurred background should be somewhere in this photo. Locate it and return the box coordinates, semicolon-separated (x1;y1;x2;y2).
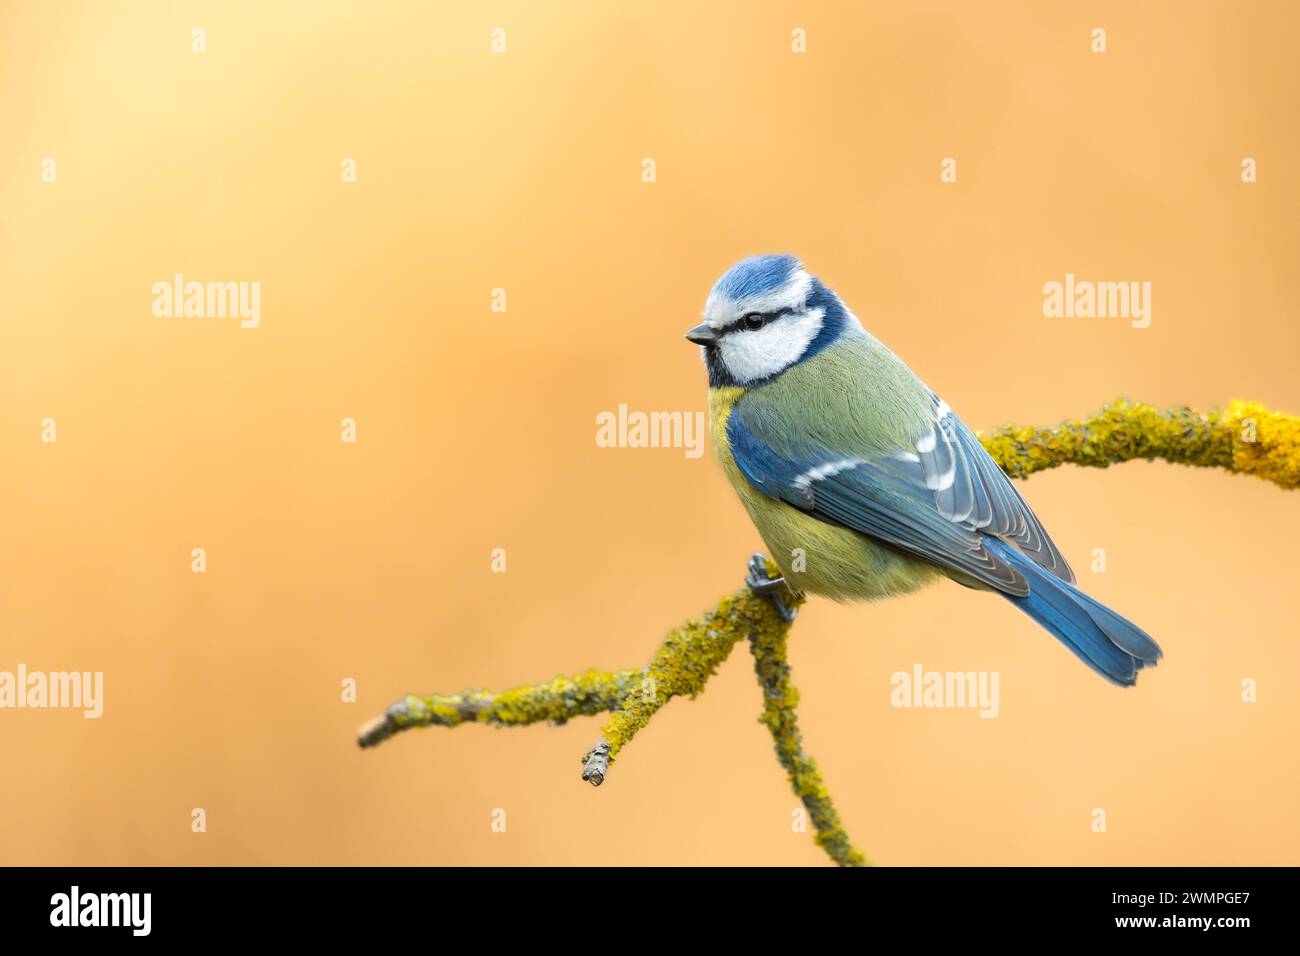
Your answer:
1;0;1297;865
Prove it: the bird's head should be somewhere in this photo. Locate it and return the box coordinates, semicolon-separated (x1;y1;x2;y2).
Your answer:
686;254;854;388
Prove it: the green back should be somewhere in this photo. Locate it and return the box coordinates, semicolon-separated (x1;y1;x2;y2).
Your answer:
736;331;933;460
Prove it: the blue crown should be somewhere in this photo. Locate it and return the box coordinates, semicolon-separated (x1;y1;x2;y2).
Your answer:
712;254;802;301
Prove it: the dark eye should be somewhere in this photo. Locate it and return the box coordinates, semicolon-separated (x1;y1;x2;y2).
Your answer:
742;312;768;331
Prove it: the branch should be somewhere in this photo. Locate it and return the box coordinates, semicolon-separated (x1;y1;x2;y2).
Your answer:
357;399;1299;865
981;398;1300;489
581;578;805;783
356;669;645;748
747;600;868;866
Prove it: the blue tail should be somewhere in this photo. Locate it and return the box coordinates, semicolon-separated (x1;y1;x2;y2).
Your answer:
985;539;1162;686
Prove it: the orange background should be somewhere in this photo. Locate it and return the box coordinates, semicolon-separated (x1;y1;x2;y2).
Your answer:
1;0;1297;866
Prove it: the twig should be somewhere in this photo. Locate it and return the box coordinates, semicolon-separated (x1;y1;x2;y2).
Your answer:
582;580;803;780
748;607;868;866
356;669;645;747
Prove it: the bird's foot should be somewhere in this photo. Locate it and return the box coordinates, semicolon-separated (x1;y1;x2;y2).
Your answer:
744;552;797;622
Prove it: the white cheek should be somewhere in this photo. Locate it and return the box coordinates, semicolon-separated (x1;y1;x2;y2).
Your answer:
718;308;824;383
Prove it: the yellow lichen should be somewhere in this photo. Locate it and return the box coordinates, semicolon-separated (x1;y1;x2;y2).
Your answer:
602;586;797;760
748;608;867;867
981;399;1236;480
1223;401;1300;490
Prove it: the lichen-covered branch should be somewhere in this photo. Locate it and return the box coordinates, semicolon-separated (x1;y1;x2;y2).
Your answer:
356;668;645;748
358;398;1299;866
584;580;805;782
981;399;1300;489
748;605;868;866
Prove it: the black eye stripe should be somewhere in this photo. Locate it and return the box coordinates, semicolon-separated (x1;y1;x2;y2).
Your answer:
721;310;786;334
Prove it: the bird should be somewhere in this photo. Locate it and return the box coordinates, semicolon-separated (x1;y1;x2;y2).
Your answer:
685;254;1162;686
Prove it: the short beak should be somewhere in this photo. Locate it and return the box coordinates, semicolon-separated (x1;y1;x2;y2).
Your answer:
684;322;718;346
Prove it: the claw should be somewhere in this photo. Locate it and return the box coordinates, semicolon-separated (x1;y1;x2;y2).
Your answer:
744;552;797;622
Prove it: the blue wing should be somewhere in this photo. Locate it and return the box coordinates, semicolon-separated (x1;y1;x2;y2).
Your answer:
726;390;1079;594
913;394;1072;583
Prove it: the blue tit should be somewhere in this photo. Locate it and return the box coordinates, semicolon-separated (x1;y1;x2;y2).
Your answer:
685;254;1161;686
